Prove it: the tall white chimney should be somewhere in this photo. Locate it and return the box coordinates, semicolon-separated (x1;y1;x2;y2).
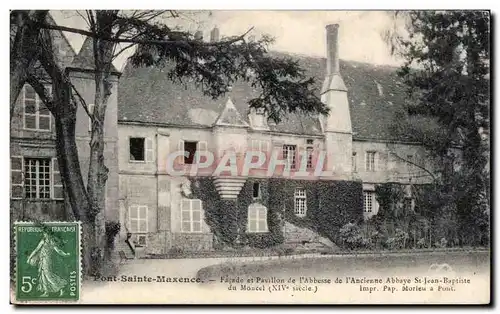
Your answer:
326;24;340;75
321;23;352;180
322;24;347;94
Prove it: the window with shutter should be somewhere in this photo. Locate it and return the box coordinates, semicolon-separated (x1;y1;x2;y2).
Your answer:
177;140;185;165
52;158;63;199
11;156;23;199
24;158;51;199
197;141;208;163
145;138;154;162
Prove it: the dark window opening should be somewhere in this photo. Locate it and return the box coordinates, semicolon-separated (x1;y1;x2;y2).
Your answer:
253;182;261;198
306;139;314;145
184;141;198;164
130;137;145;161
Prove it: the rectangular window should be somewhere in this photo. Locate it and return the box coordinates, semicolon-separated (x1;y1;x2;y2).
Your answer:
251;139;269;153
252;182;261;199
363;191;375;213
247;204;268;233
352;152;357;172
306;139;314;145
129;137;153;162
129;205;148;233
24;158;51;199
129;138;145;161
294;188;307;217
179;140;207;164
11;157;62;200
23;84;51;131
306;147;314;169
181;199;203;233
366;151;376;172
283;145;297;169
184;141;198;164
251;140;269;167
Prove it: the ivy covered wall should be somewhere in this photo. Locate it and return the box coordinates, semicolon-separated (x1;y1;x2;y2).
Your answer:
189;177;364;249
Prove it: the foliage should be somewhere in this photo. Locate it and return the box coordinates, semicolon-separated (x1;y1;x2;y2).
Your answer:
278;179;364;243
189;177;363;249
386;11;490;246
105;221;121;246
339;223;364;250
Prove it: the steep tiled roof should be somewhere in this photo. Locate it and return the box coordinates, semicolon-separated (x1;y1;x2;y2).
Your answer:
118;52;409;140
46;14;77;68
71;37;119;72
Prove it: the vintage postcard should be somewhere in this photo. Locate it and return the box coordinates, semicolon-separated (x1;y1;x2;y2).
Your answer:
9;10;490;304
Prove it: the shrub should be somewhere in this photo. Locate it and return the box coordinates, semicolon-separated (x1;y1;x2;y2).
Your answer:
434;237;448;248
168;246;183;257
385;237;396;250
416;237;427;249
339;223;364;250
394;228;409;249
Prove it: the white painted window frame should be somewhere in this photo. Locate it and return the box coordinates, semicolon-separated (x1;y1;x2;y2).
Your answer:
294;187;307;217
247;203;268;233
283;144;297;170
181;199;203;233
365;151;376;172
128;205;148;233
363;190;375;213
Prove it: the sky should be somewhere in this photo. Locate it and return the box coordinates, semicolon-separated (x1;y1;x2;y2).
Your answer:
50;10;405;71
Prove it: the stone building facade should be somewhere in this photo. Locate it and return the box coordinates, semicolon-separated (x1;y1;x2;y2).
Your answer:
10;20;435;256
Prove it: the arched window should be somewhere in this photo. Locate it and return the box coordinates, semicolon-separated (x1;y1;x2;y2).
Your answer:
247;203;268;233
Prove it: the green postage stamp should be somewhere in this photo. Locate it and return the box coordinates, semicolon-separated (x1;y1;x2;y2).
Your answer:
14;221;81;302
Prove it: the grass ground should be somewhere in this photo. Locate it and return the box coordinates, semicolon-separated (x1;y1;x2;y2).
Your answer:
196;250;490;282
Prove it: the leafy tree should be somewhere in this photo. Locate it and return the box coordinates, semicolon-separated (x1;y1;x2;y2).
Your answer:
384;11;490;245
10;10;328;275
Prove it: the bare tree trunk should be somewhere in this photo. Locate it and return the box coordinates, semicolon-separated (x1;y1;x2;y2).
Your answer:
29;25;101;276
86;10;119;271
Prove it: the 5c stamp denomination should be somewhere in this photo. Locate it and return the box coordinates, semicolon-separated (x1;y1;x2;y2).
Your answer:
14;221;81;302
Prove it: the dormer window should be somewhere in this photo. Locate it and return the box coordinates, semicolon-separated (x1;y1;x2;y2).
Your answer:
249;107;269;130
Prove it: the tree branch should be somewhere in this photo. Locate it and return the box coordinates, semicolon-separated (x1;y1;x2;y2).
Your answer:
37;22;253;47
389;150;437;183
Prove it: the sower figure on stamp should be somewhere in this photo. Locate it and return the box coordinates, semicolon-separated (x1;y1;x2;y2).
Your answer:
27;232;70;297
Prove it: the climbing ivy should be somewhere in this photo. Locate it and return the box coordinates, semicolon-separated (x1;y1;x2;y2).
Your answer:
189;177;364;248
